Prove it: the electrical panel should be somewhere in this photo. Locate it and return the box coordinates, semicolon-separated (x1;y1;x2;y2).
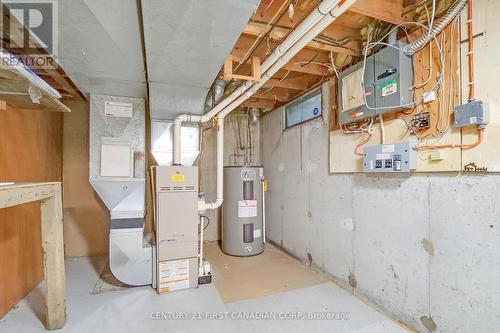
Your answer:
454;100;489;127
363;141;417;173
338;41;414;125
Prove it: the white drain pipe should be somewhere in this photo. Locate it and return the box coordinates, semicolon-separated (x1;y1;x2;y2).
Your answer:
175;0;356;210
173;0;341;165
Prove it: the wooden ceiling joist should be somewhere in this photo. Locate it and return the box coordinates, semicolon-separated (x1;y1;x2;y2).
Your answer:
243;22;359;56
241;98;276;110
263;78;310;91
349;0;406;25
230;50;331;76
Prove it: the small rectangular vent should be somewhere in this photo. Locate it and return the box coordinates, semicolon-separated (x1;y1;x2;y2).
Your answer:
185;185;195;191
172;186;183;191
159;186;171;191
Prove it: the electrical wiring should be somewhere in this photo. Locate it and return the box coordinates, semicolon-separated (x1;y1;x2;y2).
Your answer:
379;114;385;144
417;128;484;150
410;4;434;90
329;51;340;78
417;0;483;152
294;60;334;70
360;21;445;112
355;133;373;156
201;215;210;231
235;0;291;73
261;70;291;95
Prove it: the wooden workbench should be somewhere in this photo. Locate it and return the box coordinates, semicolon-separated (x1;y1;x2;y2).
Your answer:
0;182;66;330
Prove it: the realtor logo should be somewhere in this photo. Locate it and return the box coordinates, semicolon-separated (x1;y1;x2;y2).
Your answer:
1;0;58;68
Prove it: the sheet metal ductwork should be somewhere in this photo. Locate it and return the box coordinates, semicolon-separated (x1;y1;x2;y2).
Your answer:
143;0;259;166
89;94;153;286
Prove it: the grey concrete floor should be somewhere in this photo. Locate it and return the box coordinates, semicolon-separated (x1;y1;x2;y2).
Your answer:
0;255;412;333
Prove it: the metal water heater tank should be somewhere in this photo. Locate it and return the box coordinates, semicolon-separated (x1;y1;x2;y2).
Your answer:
222;166;264;256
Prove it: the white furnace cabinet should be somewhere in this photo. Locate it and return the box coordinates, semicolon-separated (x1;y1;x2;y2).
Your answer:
155;166;199;293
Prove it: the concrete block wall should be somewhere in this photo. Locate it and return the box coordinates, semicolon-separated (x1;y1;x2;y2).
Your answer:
261;103;500;332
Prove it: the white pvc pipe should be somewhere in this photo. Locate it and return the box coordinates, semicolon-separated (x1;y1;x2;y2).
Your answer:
174;0;356;206
172;0;342;165
199;216;204;272
204;117;224;209
262;180;266;243
218;1;354;118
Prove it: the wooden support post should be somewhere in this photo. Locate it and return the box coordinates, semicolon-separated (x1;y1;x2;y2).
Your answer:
40;183;66;330
223;54;261;82
0;182;66;330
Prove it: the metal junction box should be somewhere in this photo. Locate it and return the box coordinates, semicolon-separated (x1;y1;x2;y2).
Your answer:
363;141;417;173
338;41;414;125
454;100;489;127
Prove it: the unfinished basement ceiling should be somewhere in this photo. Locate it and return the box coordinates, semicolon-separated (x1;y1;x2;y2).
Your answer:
142;0;260;120
57;0;147;98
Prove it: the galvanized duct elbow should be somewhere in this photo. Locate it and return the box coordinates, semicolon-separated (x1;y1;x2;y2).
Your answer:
404;0;467;55
204;79;228;111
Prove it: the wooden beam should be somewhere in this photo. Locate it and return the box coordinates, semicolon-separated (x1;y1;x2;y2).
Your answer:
223;54;261;82
243;22;359;56
281;62;330;76
241;98;276;109
252;92;289;103
231;50;330;76
0;182;66;330
263;78;311;91
349;0;405;25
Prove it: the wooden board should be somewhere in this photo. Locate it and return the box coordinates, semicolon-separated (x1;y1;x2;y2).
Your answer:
330;24;463;173
204;241;327;303
460;1;500;171
0;104;62;318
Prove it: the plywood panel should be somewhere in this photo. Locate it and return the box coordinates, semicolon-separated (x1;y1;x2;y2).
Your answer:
460;0;500;171
62;100;109;257
330;24;462;173
0;104;62;318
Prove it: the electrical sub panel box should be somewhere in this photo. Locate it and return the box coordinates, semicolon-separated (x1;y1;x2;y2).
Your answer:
363;141;417;173
454;100;489;127
338;41;414;125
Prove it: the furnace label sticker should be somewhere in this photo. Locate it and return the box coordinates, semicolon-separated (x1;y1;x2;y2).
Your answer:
158;259;190;293
238;200;258;218
171;174;185;182
104;101;133;118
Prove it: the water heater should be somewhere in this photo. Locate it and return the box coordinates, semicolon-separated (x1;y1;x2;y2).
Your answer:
222;166;264;256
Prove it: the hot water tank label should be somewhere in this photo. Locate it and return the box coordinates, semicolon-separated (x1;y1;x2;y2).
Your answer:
253;229;262;239
241;170;257;181
238;200;257;218
104;101;133;118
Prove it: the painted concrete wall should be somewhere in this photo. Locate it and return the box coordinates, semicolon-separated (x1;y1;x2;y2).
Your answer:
261;85;500;332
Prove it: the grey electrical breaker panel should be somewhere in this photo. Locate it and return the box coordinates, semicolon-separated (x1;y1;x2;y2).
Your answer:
363;141;417;173
338;41;414;125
